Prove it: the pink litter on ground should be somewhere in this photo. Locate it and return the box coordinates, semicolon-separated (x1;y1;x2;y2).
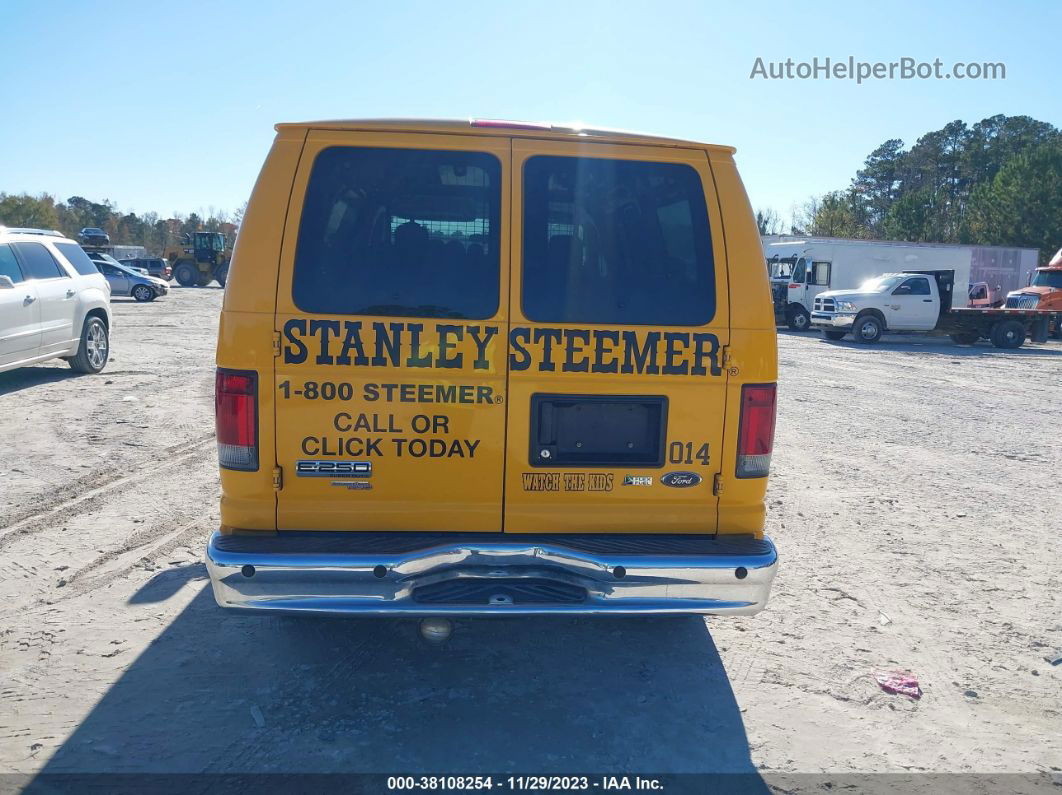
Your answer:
875;671;922;699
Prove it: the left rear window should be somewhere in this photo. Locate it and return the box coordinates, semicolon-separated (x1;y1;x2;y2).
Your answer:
292;146;502;319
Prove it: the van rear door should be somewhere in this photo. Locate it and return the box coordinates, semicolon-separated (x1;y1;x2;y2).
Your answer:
505;139;730;533
273;130;510;532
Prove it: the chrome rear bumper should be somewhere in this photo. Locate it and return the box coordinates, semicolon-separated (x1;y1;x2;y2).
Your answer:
205;531;778;616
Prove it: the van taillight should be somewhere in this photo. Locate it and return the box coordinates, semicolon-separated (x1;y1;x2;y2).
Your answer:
736;384;776;478
216;369;258;471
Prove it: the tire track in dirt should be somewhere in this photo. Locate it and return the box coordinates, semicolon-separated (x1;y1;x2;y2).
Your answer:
17;520;211;615
0;434;214;550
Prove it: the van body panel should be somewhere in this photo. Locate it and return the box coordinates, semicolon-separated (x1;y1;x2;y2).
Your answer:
213;117;773;581
504;139;730;534
708;156;777;536
277;118;737;155
211;120;777;616
216;135;305;531
273;130;510;532
216;310;278;530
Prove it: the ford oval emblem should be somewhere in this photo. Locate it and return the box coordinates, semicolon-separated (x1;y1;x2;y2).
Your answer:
661;471;702;488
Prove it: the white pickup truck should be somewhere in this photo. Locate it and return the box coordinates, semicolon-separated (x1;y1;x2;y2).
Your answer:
810;270;1056;349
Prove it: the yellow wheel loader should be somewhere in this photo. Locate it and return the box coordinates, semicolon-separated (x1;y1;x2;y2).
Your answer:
164;232;231;287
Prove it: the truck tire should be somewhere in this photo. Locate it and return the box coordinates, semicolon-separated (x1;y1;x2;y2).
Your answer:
68;315;109;374
823;330;847;341
786;305;811;331
950;332;979;345
852;314;883;344
175;262;199;287
215;263;229;288
990;319;1025;349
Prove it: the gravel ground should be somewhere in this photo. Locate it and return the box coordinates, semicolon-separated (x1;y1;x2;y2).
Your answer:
0;288;1059;789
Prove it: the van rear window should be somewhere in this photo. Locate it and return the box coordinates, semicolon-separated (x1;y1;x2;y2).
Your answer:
522;156;715;326
292;147;501;319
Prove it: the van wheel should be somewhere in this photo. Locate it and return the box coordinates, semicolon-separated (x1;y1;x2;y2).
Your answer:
132;284;153;302
950;332;979;345
852;314;883;344
990;319;1025;349
68;316;109;374
786;305;811;331
822;330;847;341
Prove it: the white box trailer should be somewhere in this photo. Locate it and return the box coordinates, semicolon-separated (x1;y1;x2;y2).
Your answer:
762;236;1034;331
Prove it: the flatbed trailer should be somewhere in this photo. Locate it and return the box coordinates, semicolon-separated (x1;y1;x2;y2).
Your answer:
937;307;1059;348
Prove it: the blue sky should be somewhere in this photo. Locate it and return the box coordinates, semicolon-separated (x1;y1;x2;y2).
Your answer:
1;0;1058;226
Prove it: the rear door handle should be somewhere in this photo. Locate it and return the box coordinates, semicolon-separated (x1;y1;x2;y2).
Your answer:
922;299;933;302
66;289;76;298
23;295;35;305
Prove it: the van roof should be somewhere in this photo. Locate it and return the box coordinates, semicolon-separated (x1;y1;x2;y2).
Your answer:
274;118;737;154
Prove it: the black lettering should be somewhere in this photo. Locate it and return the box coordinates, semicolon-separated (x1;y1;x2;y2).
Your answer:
476;386;493;404
406;323;433;368
372;322;404;367
464;439;480;457
309;320;341;365
663;332;690;375
467;326;499;370
692;333;722;376
336;321;369;366
522;472;560;491
592;330;619;373
562;329;591;372
621;331;660;374
333;412;352;432
363;383;379;402
534;328;563;372
508;327;532;371
300;436;319;455
283;319;308;364
437;325;464;369
437;384;456;403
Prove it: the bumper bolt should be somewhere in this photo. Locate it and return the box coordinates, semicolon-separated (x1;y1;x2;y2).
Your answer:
419;618;453;643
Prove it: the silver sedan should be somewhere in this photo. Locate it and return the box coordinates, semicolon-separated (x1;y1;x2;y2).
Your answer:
93;256;170;302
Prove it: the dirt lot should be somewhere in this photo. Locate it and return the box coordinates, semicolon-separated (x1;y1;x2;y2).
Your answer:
1;288;1060;788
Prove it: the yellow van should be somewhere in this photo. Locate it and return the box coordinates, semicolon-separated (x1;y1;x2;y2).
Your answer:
206;119;778;620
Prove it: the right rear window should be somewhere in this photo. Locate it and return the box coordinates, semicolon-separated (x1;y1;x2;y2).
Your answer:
55;242;103;276
522;156;715;326
292;147;502;319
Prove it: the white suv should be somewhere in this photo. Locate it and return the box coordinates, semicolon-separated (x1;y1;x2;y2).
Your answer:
0;227;112;374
